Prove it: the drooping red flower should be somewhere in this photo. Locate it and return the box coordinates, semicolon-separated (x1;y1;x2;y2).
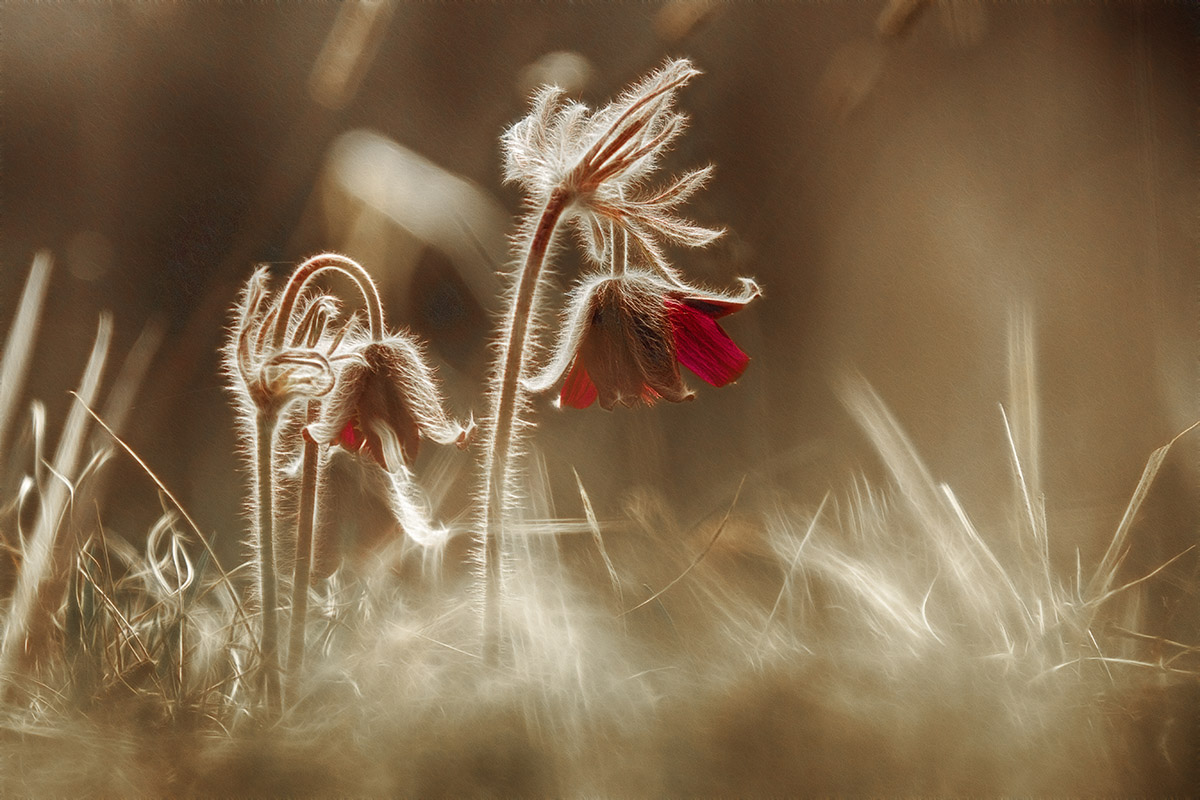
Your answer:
528;270;760;411
309;334;472;470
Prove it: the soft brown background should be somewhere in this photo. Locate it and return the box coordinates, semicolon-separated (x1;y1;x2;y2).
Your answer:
1;3;1196;637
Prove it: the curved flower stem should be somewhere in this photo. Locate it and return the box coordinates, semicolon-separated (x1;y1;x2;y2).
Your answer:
285;403;322;703
271;253;384;349
255;408;282;716
481;188;569;665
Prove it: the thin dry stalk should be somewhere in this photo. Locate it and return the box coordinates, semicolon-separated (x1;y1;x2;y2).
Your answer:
72;395;253;641
621;479;743;617
574;469;622;611
1083;419;1200;614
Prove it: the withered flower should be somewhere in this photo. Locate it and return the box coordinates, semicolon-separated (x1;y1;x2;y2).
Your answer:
528;269;760;410
310;333;472;471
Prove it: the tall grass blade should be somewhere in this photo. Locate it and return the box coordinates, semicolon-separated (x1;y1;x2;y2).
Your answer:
758;492;828;650
0;313;111;689
574;468;622;610
1006;306;1043;529
1084;419;1200;605
0;252;53;471
96;321;163;438
839;372;1014;647
1000;404;1057;612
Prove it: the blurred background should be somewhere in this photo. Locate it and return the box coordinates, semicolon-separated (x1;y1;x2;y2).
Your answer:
1;3;1197;634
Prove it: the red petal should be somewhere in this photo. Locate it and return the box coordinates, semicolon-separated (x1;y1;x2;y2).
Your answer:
335;419;365;450
666;300;749;387
559;358;599;409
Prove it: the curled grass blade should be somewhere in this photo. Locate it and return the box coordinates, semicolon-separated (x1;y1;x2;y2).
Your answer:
68;392;255;645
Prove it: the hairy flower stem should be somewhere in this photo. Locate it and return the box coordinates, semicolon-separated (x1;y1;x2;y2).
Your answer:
255;408;283;715
285;404;321;702
482;189;569;665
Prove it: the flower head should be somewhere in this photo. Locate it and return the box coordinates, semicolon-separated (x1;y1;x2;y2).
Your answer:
527;269;760;410
310;333;472;471
502;58;722;280
226;267;337;418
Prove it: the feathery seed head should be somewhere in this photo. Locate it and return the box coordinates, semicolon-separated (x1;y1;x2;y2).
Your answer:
502;58;722;274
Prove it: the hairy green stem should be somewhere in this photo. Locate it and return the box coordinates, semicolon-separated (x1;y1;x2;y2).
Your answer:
256;408;282;715
481;189;569;665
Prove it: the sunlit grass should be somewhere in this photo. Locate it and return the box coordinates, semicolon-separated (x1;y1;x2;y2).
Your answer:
0;246;1194;794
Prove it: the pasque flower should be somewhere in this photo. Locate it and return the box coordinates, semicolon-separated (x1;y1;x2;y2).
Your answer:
479;58;759;663
224;253;472;709
528;269;760;410
308;333;472;472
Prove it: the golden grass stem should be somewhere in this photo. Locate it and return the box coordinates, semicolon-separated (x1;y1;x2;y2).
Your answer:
621;477;744;617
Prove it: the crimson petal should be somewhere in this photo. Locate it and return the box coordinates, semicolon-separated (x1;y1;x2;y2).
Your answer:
666;299;749;387
336;419;365;451
559;358;599;409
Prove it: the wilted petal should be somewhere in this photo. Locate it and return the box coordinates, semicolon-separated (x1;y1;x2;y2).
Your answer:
312;334;470;469
380;458;451;552
666;299;749;387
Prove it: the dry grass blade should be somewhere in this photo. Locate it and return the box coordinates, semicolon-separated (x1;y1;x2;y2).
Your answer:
1084;418;1200;605
620;477;744;617
574;468;622;609
940;485;1033;634
0;252;53;467
839;372;1016;646
1006;307;1043;525
69;392;254;641
1000;403;1055;607
96;322;163;439
806;545;937;646
837;371;940;515
1087;545;1195;612
0;314;111;689
758;492;829;648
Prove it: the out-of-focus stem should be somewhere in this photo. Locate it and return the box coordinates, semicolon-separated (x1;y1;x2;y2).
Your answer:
285;403;322;703
255;408;282;715
481;189;569;666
